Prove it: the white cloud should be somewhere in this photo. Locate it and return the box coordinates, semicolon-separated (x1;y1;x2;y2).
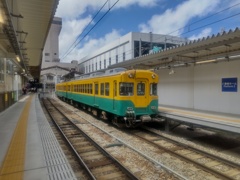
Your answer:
139;0;220;35
188;28;212;40
59;16;92;61
61;29;121;62
115;0;159;8
56;0;160;62
56;0;159;19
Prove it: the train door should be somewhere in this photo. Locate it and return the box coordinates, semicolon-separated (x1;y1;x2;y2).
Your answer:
65;83;68;99
135;79;149;107
94;82;99;106
113;80;117;110
66;84;70;99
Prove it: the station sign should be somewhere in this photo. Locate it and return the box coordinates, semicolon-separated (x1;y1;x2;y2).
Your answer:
222;77;238;92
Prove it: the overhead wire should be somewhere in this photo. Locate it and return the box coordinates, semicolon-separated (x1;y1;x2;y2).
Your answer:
114;2;240;61
60;0;109;60
62;1;240;67
61;0;119;60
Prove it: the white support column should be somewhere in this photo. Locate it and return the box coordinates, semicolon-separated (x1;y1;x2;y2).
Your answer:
13;72;19;101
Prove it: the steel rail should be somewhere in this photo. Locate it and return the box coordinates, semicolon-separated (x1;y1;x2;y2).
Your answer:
45;98;138;180
133;128;240;180
42;98;96;180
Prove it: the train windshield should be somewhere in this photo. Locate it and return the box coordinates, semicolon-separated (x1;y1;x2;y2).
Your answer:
137;82;145;96
119;83;133;96
150;83;157;95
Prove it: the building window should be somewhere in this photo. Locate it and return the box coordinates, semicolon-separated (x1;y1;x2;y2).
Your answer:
116;55;118;63
45;60;50;62
47;75;54;81
123;52;126;61
96;62;97;70
109;57;111;65
92;64;94;71
45;53;50;56
104;59;106;69
100;61;101;69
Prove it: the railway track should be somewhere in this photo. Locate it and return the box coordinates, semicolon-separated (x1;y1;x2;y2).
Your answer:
42;98;137;180
43;98;182;179
46;97;240;179
131;128;240;180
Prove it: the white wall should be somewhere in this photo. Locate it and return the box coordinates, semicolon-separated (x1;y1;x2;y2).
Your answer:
157;60;240;115
157;67;194;108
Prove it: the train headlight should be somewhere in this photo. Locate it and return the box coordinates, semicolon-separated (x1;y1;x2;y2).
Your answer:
127;107;133;111
152;74;156;79
128;73;133;78
151;106;156;110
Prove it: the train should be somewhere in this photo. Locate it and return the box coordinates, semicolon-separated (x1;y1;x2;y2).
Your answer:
56;68;159;127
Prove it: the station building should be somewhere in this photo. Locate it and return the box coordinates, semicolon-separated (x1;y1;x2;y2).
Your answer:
40;17;79;91
78;32;187;74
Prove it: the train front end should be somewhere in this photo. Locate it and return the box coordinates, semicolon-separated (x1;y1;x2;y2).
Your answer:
117;70;159;127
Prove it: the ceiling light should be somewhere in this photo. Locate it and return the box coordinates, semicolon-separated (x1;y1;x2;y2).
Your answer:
196;59;216;64
16;56;20;62
0;10;5;24
169;69;175;75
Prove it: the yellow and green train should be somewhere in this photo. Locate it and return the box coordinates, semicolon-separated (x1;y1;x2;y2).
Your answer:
56;68;159;127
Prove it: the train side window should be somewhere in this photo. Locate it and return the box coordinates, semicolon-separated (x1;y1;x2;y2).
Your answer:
137;83;145;96
90;84;92;94
100;83;104;95
119;83;133;96
86;84;89;94
95;84;98;95
105;83;109;96
150;83;157;95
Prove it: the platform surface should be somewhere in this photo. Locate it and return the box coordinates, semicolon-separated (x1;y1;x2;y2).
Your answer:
0;93;76;180
158;105;240;134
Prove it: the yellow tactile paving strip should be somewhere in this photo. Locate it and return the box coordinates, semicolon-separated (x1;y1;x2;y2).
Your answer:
0;95;33;180
159;107;240;124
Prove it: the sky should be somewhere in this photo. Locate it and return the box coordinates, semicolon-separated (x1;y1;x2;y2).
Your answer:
55;0;240;62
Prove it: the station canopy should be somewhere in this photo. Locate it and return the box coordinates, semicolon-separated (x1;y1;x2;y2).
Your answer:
0;0;59;79
109;28;240;70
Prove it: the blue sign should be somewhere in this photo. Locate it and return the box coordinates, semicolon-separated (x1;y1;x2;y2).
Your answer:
222;78;238;92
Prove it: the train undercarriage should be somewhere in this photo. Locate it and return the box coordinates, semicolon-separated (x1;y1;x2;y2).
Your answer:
59;96;157;128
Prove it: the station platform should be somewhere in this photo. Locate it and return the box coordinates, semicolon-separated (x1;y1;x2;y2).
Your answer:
0;93;76;180
158;106;240;134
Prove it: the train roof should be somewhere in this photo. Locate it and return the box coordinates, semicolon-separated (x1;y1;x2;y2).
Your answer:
60;68;156;83
73;68;127;80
